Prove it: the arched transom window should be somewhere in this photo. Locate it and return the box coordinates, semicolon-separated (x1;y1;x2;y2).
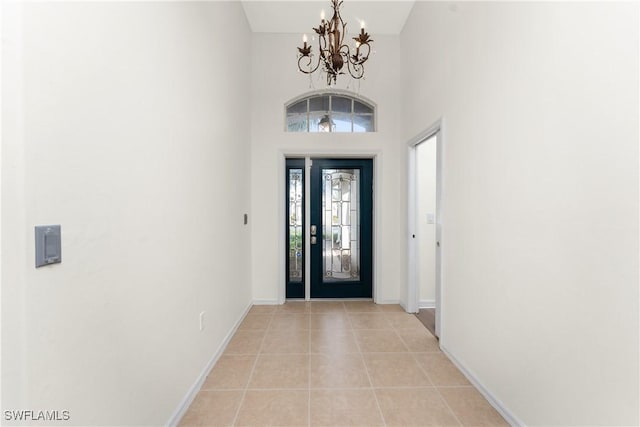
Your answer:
286;92;375;133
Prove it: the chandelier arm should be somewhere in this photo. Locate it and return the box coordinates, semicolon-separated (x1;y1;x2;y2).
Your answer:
320;49;332;73
319;35;329;61
345;58;365;80
298;53;322;75
337;46;348;69
353;42;371;64
337;7;346;48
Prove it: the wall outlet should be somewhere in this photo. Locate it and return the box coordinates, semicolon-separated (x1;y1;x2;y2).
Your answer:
199;311;205;331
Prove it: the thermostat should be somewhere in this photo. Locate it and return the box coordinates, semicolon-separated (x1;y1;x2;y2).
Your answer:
35;225;62;268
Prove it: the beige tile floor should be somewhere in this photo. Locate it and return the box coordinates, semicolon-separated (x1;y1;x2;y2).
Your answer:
180;301;508;427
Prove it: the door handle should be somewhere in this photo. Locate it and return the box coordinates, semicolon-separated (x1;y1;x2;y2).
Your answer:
310;225;317;236
311;236;317;244
437;241;440;247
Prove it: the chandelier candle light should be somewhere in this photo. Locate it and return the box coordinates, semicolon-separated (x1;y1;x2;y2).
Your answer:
297;0;373;86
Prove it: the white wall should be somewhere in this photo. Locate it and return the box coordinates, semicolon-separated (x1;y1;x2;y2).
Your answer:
416;136;436;306
250;33;404;304
402;2;639;424
1;2;252;425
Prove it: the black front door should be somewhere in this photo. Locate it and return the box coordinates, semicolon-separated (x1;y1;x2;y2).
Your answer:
286;158;373;299
310;158;373;298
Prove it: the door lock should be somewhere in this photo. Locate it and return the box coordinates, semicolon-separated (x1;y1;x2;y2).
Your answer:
311;236;317;244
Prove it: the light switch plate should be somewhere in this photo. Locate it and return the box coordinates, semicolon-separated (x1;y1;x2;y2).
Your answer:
35;225;62;268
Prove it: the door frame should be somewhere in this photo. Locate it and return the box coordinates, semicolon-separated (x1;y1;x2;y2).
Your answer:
407;119;444;337
278;150;381;303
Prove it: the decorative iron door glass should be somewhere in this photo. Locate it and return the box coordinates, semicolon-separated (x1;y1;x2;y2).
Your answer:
286;159;305;299
311;159;373;298
322;169;360;281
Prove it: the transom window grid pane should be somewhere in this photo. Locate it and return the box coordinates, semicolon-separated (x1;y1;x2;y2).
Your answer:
322;169;360;281
286;94;374;133
289;169;304;281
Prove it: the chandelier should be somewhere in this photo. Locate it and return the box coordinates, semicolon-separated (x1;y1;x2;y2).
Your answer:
297;0;373;86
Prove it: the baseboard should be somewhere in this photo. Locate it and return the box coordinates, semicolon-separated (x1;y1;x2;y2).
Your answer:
419;299;435;309
375;299;400;305
256;298;403;307
252;299;279;305
440;345;524;427
398;300;409;312
165;301;253;427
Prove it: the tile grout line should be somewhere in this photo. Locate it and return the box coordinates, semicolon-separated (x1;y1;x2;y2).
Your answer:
347;307;388;427
388;312;462;425
209;385;465;392
390;321;411;353
433;383;465;426
387;314;460;426
410;350;464;426
230;308;274;427
210;385;470;392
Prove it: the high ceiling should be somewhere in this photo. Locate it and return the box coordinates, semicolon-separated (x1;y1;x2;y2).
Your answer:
240;1;415;35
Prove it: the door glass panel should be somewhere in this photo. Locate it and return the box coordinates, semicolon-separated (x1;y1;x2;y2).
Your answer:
289;169;304;281
353;100;373;114
333;113;353;132
353;114;374;132
322;169;360;281
332;96;352;113
289;99;308;114
309;95;330;112
287;114;308;132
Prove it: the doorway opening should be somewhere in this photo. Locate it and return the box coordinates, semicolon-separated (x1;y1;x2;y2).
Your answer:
415;135;438;336
285;157;374;299
408;121;443;337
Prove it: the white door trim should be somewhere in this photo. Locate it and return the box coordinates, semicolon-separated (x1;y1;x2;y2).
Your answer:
407;119;444;337
279;150;382;303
